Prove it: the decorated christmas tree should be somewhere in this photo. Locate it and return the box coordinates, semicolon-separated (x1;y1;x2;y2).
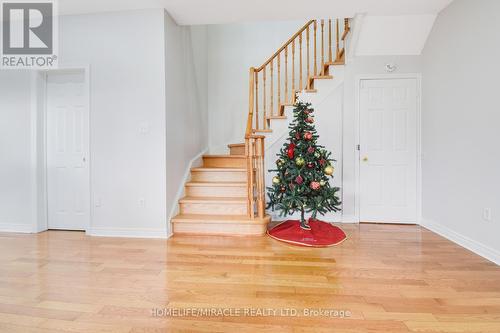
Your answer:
267;100;341;230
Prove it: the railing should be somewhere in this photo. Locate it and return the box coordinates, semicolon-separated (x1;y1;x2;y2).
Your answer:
245;18;350;218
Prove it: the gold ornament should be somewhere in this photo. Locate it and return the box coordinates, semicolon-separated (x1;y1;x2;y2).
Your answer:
324;165;334;176
272;176;281;185
320;180;326;186
295;157;305;167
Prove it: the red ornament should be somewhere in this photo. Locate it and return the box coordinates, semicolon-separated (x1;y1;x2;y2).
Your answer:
295;132;301;140
304;132;313;141
295;175;304;185
307;162;314;168
287;143;296;159
319;159;327;166
310;181;320;190
306;117;314;124
307;146;315;154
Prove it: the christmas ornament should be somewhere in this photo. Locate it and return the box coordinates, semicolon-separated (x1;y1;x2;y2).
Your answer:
314;151;321;158
295;132;301;140
307;162;314;169
320;180;326;186
324;165;334;176
295;175;304;185
287;143;296;159
276;159;285;167
307;146;315;154
272;176;281;185
319;159;327;166
280;186;286;193
306;117;314;124
295;157;305;167
304;132;313;141
310;181;321;190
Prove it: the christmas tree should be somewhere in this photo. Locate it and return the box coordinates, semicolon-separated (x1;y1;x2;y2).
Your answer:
267;100;341;230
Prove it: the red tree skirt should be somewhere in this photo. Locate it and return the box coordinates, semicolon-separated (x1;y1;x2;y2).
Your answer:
267;219;347;247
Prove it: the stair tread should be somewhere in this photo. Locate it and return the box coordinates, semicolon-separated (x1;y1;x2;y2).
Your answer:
185;181;246;187
191;167;246;172
310;75;333;79
172;214;268;224
204;154;245;158
266;116;287;120
227;143;245;147
180;196;247;203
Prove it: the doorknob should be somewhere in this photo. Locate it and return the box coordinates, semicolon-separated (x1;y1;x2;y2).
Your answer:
83;157;86;163
362;156;368;162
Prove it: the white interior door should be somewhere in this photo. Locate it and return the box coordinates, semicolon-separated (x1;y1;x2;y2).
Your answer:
46;70;89;230
359;78;418;223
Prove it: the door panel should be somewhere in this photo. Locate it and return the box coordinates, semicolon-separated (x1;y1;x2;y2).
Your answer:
47;71;89;230
359;79;418;223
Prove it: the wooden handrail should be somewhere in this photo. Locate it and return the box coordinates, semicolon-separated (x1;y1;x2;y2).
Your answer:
256;20;314;72
244;18;350;219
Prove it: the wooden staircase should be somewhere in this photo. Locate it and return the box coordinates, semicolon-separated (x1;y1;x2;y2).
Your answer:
171;155;270;235
171;18;350;236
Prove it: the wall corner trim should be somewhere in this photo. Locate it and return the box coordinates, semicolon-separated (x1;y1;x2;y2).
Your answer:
421;219;500;266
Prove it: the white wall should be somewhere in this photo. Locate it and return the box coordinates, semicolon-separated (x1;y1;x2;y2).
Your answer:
0;71;34;232
58;10;168;237
355;15;436;56
421;0;500;264
164;12;208;236
207;20;304;153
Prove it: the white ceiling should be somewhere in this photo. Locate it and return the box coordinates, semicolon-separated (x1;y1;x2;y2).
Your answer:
59;0;454;25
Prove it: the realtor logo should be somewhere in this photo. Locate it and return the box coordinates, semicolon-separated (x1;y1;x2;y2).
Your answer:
1;0;58;68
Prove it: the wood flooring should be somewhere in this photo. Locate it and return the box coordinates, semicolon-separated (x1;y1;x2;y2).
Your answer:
0;223;499;332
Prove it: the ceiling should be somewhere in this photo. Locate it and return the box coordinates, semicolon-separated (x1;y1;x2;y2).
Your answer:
59;0;454;25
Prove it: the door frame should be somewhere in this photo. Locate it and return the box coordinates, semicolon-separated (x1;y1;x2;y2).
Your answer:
354;73;422;225
32;64;91;233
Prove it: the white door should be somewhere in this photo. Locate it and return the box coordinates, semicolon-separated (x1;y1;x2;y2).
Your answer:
359;78;418;223
46;70;89;230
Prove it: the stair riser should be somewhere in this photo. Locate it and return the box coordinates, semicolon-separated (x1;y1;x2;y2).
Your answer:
191;171;246;182
229;146;245;155
186;186;247;198
180;202;247;215
203;157;246;168
173;221;266;236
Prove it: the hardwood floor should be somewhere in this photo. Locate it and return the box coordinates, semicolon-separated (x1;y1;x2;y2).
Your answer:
0;224;499;332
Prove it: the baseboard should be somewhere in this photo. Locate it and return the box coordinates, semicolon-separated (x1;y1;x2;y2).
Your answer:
166;148;208;236
421;219;500;265
87;227;168;239
341;215;359;224
0;223;34;233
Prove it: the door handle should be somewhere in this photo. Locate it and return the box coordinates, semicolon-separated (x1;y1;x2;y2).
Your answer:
362;156;368;162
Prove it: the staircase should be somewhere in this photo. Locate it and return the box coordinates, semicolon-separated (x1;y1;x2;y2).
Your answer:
171;19;351;236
